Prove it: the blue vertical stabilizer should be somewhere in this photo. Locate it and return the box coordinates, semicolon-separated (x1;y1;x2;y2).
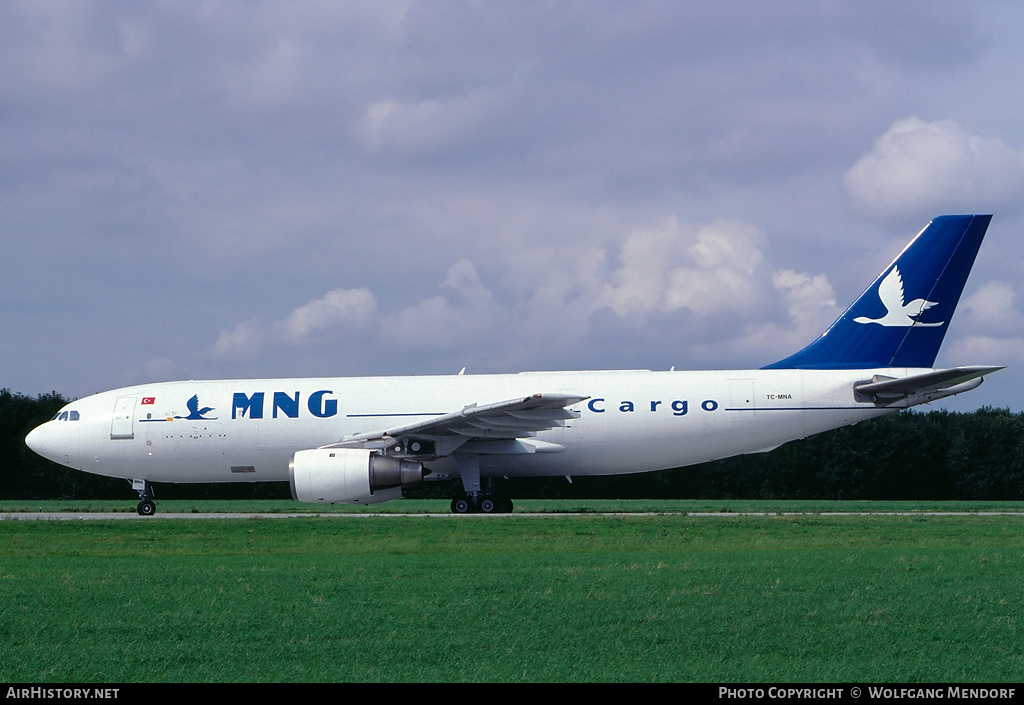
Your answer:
763;215;991;370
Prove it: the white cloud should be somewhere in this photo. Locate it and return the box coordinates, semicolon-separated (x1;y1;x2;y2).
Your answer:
381;259;503;350
213;319;266;359
213;288;376;357
282;287;377;341
597;218;683;316
357;91;508;157
209;217;832;367
844;117;1024;220
961;281;1020;332
943;280;1024;365
665;220;767;316
688;267;839;366
597;218;770;318
772;269;838;335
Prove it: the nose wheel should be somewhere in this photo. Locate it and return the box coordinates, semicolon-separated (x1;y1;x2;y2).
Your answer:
131;479;157;516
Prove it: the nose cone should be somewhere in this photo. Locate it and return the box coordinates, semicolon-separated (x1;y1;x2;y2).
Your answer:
25;423;63;464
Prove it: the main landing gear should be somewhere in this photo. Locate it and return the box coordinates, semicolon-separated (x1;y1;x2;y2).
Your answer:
450;495;514;514
451;454;513;513
131;479;156;516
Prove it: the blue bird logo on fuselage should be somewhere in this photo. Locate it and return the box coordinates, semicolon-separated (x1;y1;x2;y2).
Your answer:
175;395;217;420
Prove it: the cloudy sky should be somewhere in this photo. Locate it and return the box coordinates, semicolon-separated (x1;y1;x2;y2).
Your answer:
4;1;1024;412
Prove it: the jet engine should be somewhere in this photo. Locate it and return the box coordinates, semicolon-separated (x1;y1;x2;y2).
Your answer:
289;448;425;503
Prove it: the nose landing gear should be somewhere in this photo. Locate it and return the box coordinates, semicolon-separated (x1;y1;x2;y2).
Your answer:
131;479;156;516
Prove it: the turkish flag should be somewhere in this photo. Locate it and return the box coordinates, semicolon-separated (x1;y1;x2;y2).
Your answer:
141;397;155;405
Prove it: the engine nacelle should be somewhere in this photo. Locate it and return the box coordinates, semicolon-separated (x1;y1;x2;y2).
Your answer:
289;448;425;504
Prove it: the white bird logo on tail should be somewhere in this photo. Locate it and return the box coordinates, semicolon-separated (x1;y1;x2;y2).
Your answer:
854;265;944;327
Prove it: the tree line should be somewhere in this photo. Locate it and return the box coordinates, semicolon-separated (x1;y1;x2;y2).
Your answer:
2;388;1022;501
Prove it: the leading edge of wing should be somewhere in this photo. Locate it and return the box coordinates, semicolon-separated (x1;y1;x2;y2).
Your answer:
324;392;589;448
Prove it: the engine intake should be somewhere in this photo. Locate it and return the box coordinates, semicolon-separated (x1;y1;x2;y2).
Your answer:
289;448;425;503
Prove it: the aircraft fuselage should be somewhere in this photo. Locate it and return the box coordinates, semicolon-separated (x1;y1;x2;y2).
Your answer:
29;367;905;485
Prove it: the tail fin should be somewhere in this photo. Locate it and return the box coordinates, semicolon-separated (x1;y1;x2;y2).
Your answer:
763;214;991;370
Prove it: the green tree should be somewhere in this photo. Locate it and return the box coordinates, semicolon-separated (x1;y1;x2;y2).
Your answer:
1;389;67;498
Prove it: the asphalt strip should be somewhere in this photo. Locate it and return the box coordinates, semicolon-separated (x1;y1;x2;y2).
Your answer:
3;511;1024;521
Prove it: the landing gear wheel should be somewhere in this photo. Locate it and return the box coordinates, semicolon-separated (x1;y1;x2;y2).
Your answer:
479;498;496;513
451;497;472;514
131;480;156;516
499;498;514;513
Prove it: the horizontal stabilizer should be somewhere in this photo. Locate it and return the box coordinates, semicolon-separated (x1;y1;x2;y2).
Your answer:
853;366;1004;406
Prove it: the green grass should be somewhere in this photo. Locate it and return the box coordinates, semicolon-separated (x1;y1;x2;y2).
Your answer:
1;509;1023;682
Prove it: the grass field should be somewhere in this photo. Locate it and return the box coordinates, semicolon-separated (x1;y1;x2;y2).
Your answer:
2;502;1023;682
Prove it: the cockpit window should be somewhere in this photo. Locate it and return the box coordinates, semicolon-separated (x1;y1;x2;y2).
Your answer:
52;410;81;421
58;411;68;421
69;410;80;421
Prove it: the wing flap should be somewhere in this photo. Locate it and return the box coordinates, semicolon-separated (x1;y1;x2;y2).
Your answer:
324;393;587;457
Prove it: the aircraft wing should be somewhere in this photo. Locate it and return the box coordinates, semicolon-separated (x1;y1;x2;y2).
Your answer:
853;365;1004;405
324;393;588;458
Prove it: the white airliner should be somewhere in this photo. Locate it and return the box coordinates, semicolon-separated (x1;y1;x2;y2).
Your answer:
26;215;1001;515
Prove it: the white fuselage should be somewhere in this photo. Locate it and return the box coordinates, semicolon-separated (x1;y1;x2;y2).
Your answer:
28;367;906;485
